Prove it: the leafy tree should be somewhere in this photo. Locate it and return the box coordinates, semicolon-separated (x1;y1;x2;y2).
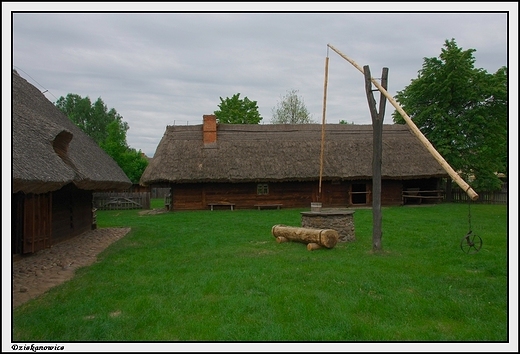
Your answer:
55;94;148;183
214;93;262;124
99;121;148;183
339;120;354;124
56;94;128;145
271;89;315;124
392;39;507;191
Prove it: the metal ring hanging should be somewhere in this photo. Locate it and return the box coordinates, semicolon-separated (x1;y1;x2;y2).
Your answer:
461;190;482;253
460;231;482;254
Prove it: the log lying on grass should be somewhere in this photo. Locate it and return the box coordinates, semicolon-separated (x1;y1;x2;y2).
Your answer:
271;225;339;249
276;236;288;243
306;243;322;251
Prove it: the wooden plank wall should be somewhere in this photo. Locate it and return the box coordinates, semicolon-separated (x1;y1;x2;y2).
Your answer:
171;182;316;210
159;178;447;211
321;181;351;207
381;180;404;205
12;192;25;254
23;193;52;254
170;180;409;210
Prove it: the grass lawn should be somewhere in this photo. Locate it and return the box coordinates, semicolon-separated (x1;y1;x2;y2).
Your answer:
12;201;510;345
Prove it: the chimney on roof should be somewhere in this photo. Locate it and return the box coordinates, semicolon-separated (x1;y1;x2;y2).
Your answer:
203;114;217;147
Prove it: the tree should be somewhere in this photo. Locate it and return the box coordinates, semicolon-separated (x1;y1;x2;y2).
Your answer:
214;93;262;124
392;39;507;191
55;94;148;183
271;89;315;124
99;121;149;183
55;94;128;145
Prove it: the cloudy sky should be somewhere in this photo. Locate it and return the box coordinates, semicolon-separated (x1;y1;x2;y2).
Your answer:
6;3;514;158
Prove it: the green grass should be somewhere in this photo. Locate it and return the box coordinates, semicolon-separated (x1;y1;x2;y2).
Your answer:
12;202;509;342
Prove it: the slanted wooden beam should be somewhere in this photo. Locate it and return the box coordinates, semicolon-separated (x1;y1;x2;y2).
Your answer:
327;44;479;201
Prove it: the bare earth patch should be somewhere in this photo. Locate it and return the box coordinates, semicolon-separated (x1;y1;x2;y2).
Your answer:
12;227;131;309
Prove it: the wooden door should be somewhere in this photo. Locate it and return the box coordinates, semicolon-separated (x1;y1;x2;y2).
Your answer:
23;193;52;254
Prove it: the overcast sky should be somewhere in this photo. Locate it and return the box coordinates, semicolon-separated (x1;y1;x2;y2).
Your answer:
6;3;514;158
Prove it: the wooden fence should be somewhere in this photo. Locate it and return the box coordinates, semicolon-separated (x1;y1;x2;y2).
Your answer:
93;192;151;210
450;190;507;205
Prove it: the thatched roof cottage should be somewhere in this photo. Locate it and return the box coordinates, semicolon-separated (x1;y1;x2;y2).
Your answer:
12;70;131;254
140;115;448;211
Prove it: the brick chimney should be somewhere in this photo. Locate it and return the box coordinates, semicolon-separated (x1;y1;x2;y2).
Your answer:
203;114;217;147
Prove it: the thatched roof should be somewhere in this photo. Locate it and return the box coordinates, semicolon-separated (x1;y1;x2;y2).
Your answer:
140;120;448;185
12;70;132;194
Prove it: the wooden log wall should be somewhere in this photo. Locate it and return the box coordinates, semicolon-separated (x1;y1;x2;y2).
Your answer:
170;183;206;210
171;182;319;210
167;179;442;211
380;180;404;205
319;181;351;207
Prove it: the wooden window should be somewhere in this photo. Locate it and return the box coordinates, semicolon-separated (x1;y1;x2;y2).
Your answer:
257;184;269;195
351;183;368;204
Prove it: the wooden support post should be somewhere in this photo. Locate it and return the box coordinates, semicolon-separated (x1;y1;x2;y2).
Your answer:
364;65;388;252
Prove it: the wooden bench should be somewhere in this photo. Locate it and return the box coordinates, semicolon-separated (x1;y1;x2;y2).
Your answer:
208;202;235;211
402;189;444;204
254;204;283;210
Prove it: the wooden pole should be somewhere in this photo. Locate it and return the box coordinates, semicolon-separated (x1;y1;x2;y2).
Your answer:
327;44;479;201
319;55;329;200
364;65;388;252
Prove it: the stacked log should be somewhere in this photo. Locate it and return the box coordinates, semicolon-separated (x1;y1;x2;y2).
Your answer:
271;224;338;250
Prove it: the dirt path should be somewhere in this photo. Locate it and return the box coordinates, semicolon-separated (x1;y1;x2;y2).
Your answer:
12;227;131;309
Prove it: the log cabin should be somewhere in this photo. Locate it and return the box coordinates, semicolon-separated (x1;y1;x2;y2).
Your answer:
140;115;448;210
12;70;132;255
